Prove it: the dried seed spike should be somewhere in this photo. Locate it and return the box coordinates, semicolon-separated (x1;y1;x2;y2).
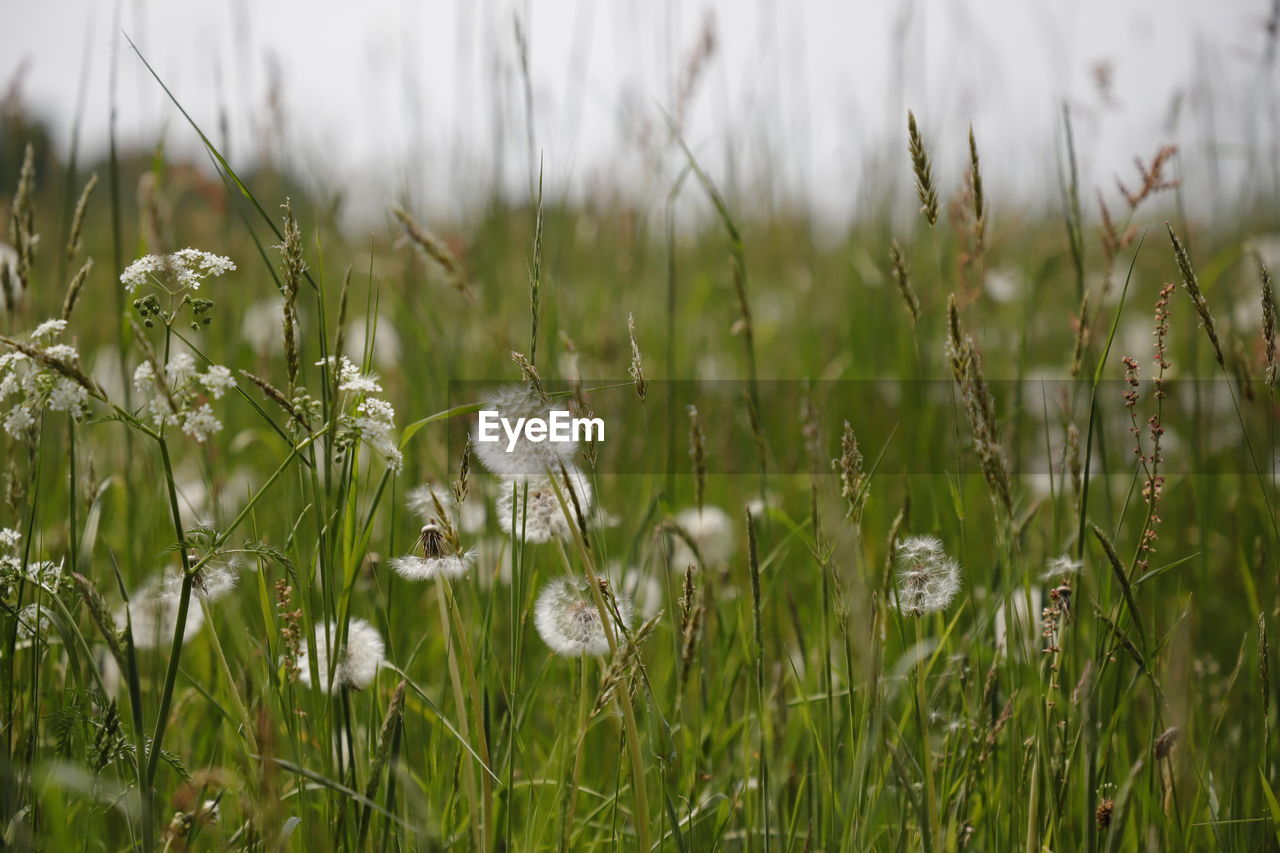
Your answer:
1260;256;1276;388
66;173;98;261
1167;224;1225;367
72;572;125;669
889;240;920;325
626;312;647;400
1070;288;1090;377
1261;613;1272;742
907;111;939;227
968;125;985;250
391;204;470;295
452;438;471;506
279;200;304;390
61;258;94;322
832;420;867;518
510;350;548;403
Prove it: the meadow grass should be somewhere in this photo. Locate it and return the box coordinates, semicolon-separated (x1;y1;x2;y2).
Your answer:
0;62;1279;853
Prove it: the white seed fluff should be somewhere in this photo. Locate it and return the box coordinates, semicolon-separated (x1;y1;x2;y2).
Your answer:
534;575;633;657
390;548;476;582
893;535;962;616
495;466;593;543
299;618;385;693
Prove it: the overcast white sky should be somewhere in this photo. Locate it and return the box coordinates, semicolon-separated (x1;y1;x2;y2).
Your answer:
3;0;1277;228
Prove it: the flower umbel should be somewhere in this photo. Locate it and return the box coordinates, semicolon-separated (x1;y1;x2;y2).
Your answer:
120;249;236;294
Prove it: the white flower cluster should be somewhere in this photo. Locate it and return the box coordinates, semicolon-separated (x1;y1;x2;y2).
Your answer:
320;355;403;472
120;249;236;293
0;319;92;439
132;352;237;442
0;527;64;591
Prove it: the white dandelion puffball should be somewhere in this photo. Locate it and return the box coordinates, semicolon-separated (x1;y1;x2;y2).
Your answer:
299;618;385;692
120;577;205;650
391;550;476;581
390;522;476;581
893;535;962;616
534;575;633;657
495;466;593;543
471;384;579;476
670;506;735;568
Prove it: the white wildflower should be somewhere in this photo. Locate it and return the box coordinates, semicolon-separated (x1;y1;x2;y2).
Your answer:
120;249;236;293
534;575;633;657
495;466;593;543
31;318;67;340
0;321;93;434
893;535;962;616
299;618;385;692
198;365;236;398
0;528;20;548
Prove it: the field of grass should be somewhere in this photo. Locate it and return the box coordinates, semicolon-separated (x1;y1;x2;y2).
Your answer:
1;45;1280;853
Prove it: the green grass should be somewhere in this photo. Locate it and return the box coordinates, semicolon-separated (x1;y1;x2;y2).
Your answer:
0;70;1278;853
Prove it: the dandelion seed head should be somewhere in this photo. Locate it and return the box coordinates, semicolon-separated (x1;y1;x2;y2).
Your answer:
390;548;475;582
471;384;578;476
671;506;735;568
495;467;593;543
534;575;633;657
120;577;205;650
299;618;385;692
893;535;962;616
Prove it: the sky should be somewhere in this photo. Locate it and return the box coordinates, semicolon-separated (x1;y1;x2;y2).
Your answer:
2;0;1277;229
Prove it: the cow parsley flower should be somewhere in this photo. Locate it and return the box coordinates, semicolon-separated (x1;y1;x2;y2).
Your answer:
120;249;236;293
0;321;94;438
131;351;236;443
669;506;735;568
471;384;579;476
299;618;385;692
320;356;402;472
892;535;962;616
495;466;593;543
534;575;633;657
390;520;476;581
